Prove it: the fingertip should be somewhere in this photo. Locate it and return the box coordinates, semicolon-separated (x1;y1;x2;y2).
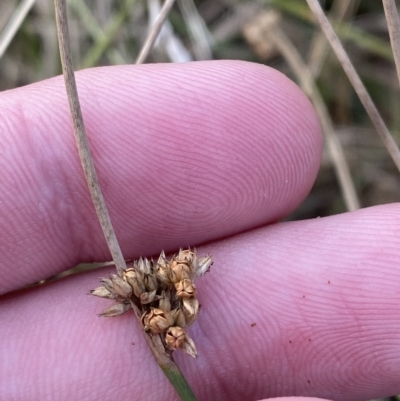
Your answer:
0;61;322;293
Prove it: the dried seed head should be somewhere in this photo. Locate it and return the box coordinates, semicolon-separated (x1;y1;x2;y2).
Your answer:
142;308;175;334
91;249;212;358
170;261;192;283
110;274;132;298
165;326;198;357
99;302;132;317
123;268;146;298
90;286;115;299
182;297;199;326
165;326;186;350
175;279;196;299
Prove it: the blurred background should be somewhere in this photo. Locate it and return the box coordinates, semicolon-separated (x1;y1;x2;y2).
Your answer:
1;0;400;221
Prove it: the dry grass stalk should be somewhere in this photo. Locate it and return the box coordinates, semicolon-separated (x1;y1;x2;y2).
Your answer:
54;0;127;275
259;12;360;211
306;0;400;173
382;0;400;88
136;0;176;64
146;0;192;63
307;0;358;78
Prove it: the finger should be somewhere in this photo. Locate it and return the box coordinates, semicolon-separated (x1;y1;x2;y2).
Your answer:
0;61;321;294
2;204;400;401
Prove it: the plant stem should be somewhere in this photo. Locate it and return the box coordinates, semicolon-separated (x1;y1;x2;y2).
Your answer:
268;23;360;211
54;0;127;275
161;359;199;401
382;0;400;87
306;0;400;174
54;2;200;399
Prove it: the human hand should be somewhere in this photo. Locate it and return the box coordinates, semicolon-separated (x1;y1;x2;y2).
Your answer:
1;61;399;401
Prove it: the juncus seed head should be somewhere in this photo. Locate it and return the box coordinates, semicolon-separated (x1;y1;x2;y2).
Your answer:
91;249;211;357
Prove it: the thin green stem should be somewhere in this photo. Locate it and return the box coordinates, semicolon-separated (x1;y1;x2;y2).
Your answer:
161;359;199;401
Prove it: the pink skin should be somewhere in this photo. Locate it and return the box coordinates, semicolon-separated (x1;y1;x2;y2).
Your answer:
1;61;399;401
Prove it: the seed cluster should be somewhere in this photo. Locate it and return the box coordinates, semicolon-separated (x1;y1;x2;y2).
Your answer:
90;249;212;358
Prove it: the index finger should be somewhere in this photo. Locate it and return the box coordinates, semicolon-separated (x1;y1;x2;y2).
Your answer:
0;60;321;293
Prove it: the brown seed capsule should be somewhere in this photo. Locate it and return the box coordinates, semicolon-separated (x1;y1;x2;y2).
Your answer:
99;302;132;317
123;268;146;298
170;261;192;283
182;297;199;326
110;274;132;298
142;308;174;333
165;326;186;350
90;286;115;299
175;279;196;298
